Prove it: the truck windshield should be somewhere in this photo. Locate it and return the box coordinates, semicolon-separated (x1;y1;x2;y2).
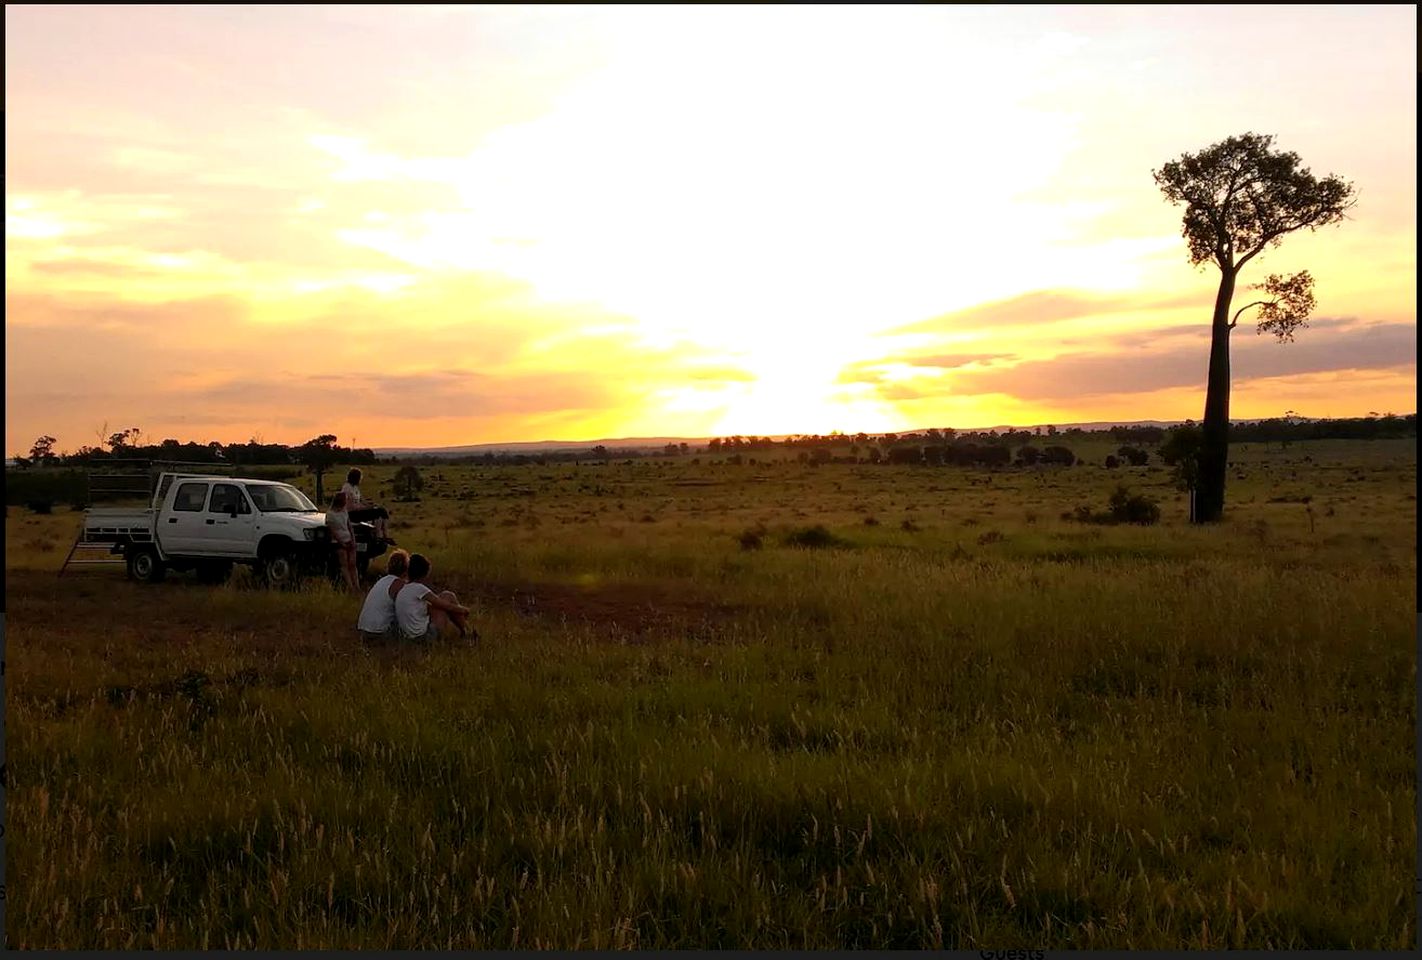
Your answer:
244;484;318;513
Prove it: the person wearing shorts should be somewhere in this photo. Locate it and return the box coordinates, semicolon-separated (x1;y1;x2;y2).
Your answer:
394;553;473;643
326;491;358;591
356;549;410;643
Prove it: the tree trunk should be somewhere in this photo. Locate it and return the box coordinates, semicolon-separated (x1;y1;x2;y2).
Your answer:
1195;268;1237;523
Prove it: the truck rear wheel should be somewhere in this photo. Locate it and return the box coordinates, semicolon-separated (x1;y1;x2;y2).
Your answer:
126;547;166;584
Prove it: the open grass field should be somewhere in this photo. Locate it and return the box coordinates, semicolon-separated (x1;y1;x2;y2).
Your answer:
5;438;1416;948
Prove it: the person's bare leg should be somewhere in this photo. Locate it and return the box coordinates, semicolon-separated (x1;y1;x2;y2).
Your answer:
437;590;469;637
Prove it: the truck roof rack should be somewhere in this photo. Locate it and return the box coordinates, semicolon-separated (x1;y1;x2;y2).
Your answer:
77;459;233;504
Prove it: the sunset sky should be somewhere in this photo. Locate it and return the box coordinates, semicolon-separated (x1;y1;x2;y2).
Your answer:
5;5;1416;453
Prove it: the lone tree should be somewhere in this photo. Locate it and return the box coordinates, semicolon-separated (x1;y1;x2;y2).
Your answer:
29;435;57;465
298;434;339;503
1154;132;1353;522
393;465;424;501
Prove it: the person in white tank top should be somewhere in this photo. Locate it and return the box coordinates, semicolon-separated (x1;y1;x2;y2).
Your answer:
357;550;410;642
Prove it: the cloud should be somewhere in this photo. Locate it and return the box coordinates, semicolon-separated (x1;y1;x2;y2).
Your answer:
941;320;1417;402
3;279;709;451
888;289;1198;336
837;352;1015;385
5;291;248;332
902;352;1017;369
30;258;162;278
682;365;757;383
179;369;616;421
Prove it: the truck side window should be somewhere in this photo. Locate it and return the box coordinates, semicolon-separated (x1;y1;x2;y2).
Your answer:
209;483;251;515
173;482;208;512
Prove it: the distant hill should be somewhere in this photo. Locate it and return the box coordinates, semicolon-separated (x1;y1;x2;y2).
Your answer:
931;419;1185;434
372;436;708;456
371;420;1192;455
370;416;1419;457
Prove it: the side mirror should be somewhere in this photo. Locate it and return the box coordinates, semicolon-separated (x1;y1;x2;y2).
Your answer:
229;506;239;519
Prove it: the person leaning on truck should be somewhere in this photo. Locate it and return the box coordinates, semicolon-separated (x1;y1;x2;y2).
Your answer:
341;468;392;542
326;491;359;591
356;549;410;642
395;553;473;644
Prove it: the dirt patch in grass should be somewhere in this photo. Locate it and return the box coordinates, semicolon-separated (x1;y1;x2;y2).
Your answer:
462;575;743;641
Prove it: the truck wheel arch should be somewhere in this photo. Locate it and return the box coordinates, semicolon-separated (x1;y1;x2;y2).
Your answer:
257;534;299;558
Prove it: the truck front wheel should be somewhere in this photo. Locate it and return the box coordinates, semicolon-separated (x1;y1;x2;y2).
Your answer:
259;549;300;589
127;547;166;584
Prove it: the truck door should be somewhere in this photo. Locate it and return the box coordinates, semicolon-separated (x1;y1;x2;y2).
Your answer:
162;480;211;554
206;482;258;556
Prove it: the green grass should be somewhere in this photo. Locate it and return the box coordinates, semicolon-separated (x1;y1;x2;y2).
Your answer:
5;438;1416;947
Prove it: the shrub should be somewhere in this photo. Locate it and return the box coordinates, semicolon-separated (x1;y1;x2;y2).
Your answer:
737;526;764;551
886;446;923;466
1118;445;1150;466
781;524;848;549
1108;486;1161;525
1104;455;1121;469
1071;486;1161;525
1040;445;1076;466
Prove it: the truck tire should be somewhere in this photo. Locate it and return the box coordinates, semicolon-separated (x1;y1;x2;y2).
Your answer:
259;549;300;589
126;546;166;584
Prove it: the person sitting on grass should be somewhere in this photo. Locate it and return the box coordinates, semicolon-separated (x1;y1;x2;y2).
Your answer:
326;491;358;591
341;468;393;543
356;549;410;643
394;553;474;643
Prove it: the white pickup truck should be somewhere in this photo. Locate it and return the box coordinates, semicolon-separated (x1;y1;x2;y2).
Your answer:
80;472;387;586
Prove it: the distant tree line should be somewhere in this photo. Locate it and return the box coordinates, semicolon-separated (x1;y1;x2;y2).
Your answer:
10;432;380;469
10;414;1412;474
1228;413;1415;443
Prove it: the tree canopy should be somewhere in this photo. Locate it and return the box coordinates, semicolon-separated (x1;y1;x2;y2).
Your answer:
1153;132;1354;275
